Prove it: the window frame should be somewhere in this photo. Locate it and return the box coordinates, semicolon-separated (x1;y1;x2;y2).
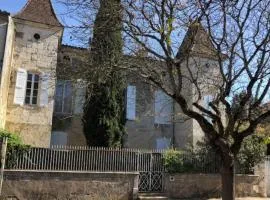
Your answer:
25;72;40;106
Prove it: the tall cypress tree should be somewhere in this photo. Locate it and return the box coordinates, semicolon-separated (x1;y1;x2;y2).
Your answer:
83;0;126;147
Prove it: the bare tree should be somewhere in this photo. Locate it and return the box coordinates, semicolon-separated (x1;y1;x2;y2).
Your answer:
56;0;270;199
122;0;270;199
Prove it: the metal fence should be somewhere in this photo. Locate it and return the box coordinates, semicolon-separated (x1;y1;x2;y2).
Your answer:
5;145;219;173
5;146;165;172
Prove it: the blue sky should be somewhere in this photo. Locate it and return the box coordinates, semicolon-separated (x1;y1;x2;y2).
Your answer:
0;1;26;14
0;0;75;45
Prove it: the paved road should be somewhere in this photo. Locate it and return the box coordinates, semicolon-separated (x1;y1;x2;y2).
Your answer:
177;198;269;200
209;198;269;200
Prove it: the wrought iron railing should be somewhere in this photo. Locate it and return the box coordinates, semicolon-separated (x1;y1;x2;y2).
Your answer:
5;145;220;173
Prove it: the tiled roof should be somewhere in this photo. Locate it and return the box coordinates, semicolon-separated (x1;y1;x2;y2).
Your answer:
61;44;88;51
0;10;10;16
176;20;222;61
13;0;62;27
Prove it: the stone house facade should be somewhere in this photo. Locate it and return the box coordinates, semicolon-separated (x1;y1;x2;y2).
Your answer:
52;24;220;149
0;0;63;147
0;0;219;149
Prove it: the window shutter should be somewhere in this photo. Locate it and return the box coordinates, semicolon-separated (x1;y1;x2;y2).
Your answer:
54;81;64;113
74;81;86;114
204;95;214;121
154;90;173;124
126;85;136;120
39;73;49;107
14;68;27;105
204;95;214;110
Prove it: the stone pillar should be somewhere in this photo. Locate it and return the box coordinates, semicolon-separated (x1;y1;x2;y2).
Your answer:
254;162;267;197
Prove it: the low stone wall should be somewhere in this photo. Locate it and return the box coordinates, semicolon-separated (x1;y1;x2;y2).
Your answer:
164;173;266;199
2;170;139;200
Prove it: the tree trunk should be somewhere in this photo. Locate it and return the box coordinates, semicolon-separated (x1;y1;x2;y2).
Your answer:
221;156;235;200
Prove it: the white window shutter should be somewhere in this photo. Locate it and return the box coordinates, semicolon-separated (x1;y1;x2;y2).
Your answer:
126;85;136;120
204;95;214;110
14;68;27;105
154;90;173;124
204;95;214;122
39;73;49;107
74;82;86;114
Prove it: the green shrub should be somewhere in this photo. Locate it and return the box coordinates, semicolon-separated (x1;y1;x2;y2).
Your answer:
163;149;194;173
0;129;30;168
236;135;266;174
192;135;266;174
0;129;23;145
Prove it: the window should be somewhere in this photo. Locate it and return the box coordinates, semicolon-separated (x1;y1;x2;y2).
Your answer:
154;90;173;124
126;85;136;120
50;131;68;146
204;94;214;121
55;80;72;114
156;137;171;150
74;81;86;114
14;68;49;106
25;73;39;105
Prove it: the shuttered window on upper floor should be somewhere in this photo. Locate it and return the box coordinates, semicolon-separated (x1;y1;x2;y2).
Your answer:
54;80;86;115
126;85;136;120
154;90;173;125
203;94;214;121
14;68;49;107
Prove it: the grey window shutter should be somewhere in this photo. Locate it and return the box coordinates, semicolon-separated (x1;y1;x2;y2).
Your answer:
126;85;136;120
39;73;49;107
74;81;86;114
14;68;27;105
154;90;173;124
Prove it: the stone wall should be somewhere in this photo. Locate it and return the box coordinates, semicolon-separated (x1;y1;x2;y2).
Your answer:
164;173;267;199
125;81;174;149
2;171;139;200
52;116;87;146
0;17;15;129
4;19;63;147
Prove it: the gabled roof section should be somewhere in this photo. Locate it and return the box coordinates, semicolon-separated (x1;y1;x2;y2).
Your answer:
13;0;62;27
0;10;10;22
176;20;220;61
0;10;10;16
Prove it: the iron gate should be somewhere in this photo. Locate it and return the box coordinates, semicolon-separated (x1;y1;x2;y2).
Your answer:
138;152;165;192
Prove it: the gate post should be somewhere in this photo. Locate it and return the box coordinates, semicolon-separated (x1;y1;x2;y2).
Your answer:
0;137;8;196
149;152;153;191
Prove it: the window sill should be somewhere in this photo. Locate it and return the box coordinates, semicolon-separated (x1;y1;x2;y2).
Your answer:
12;104;42;110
